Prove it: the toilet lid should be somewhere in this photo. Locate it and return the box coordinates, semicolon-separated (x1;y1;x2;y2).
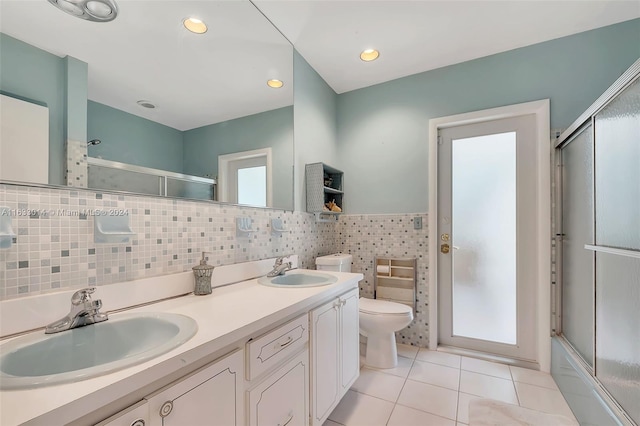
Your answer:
359;298;413;315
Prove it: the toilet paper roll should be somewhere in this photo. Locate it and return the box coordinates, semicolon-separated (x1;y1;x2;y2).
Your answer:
376;265;390;274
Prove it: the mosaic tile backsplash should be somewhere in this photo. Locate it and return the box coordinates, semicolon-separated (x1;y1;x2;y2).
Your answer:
0;184;429;346
0;184;340;300
337;214;429;347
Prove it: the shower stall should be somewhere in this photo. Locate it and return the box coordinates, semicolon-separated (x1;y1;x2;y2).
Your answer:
553;59;639;426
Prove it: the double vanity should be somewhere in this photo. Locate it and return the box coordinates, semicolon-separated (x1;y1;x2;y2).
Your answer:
0;262;362;426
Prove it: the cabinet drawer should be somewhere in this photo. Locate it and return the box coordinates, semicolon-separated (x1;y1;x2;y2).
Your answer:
247;313;308;380
248;349;309;426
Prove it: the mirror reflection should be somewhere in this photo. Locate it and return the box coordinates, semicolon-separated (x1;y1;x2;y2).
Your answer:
0;0;294;210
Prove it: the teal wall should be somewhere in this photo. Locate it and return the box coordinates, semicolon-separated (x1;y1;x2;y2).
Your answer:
87;101;184;173
293;51;338;211
183;106;294;210
0;33;67;185
337;19;640;214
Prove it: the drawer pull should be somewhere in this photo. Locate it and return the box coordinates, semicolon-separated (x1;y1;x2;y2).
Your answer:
278;412;294;426
131;420;145;426
279;336;294;347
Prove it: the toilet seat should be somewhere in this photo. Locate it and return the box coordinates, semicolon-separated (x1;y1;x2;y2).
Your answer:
359;298;412;316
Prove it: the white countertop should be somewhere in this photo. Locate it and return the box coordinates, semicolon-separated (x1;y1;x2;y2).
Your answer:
0;270;362;426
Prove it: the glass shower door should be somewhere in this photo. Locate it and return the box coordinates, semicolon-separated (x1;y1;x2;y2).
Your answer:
593;77;640;423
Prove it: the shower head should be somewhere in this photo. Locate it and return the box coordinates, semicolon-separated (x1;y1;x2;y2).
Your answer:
87;139;101;146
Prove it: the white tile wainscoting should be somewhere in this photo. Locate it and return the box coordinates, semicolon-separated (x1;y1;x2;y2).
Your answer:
325;344;576;426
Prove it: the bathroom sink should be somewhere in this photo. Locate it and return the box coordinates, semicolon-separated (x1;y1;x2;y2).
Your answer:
0;312;197;390
258;271;337;288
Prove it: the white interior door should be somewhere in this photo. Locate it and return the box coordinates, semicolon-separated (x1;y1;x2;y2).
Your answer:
437;114;537;361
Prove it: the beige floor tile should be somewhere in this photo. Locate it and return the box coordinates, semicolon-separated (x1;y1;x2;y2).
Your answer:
351;367;406;402
328;390;395;426
409;360;460;390
416;349;462;369
388;404;456;426
366;354;414;378
510;365;559;390
460;357;512;380
515;381;576;419
397;343;420;360
459;370;519;404
456;392;484;424
397;379;459;420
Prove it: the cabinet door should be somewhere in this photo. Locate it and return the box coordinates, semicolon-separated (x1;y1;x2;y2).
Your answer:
146;350;244;426
248;350;309;426
339;288;360;393
310;299;340;425
95;401;148;426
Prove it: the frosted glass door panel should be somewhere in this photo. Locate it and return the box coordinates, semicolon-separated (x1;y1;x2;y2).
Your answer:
237;166;266;207
561;126;594;367
594;78;640;250
595;253;640;424
452;132;516;344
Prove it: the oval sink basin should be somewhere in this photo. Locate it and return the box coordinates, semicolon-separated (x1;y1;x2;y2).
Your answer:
258;271;337;288
0;312;197;390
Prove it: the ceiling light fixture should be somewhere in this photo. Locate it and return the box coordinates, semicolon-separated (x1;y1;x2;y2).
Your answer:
360;49;380;62
137;100;156;109
267;79;284;89
183;17;208;34
47;0;118;22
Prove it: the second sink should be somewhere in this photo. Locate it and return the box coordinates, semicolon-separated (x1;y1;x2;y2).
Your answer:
258;270;337;288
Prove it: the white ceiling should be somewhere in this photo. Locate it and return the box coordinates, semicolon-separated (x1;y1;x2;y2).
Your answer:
1;1;638;130
253;0;640;94
0;0;293;131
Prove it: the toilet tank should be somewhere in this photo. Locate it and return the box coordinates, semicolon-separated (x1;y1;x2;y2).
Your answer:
315;253;352;273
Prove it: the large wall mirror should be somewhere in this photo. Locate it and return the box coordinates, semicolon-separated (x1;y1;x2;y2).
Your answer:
0;0;294;210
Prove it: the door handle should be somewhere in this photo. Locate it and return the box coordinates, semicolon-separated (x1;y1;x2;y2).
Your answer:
441;243;450;254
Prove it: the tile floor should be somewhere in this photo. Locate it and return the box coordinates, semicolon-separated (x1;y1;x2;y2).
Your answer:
324;344;577;426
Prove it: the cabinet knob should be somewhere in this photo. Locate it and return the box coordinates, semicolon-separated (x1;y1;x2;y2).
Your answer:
159;401;173;418
131;420;145;426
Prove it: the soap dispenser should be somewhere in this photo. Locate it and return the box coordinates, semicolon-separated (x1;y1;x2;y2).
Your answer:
192;253;214;295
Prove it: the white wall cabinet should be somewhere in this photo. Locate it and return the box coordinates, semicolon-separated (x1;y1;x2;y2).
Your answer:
310;288;360;425
247;349;309;426
145;349;244;426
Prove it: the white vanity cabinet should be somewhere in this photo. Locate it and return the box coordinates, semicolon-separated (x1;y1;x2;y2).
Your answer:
145;349;244;426
310;288;360;425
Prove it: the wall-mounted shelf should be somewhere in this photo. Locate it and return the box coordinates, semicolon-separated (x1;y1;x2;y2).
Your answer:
374;257;417;311
306;163;344;221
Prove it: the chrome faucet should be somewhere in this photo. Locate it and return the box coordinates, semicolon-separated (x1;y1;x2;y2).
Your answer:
45;287;108;334
267;256;292;277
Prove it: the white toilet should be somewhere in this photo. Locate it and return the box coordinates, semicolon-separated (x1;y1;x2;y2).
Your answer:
315;253;414;369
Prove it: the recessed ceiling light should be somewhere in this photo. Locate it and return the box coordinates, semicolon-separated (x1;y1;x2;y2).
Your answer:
360;49;380;62
267;79;284;89
183;17;208;34
137;100;156;109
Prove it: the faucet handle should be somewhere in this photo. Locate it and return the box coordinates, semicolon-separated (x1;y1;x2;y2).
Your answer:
71;287;97;305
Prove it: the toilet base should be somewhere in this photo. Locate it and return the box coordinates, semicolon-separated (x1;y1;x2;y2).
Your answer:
364;332;398;369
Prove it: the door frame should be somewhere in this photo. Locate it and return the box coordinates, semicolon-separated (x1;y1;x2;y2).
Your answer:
428;99;551;371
